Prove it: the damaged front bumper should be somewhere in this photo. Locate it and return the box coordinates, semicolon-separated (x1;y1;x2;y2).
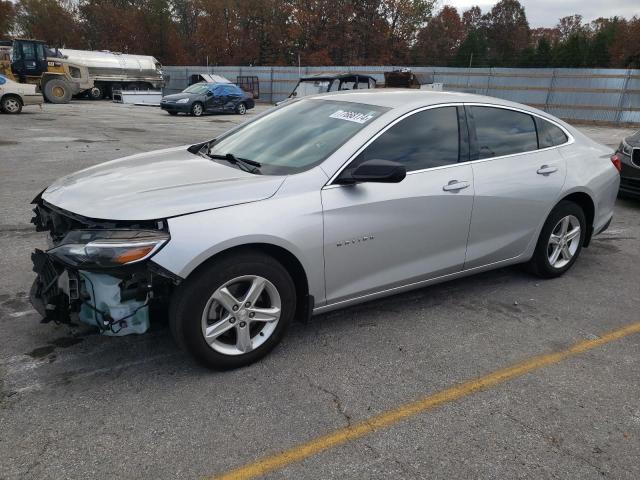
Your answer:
29;195;180;335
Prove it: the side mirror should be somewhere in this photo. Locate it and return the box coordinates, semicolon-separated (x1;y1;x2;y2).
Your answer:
337;159;406;184
206;91;213;97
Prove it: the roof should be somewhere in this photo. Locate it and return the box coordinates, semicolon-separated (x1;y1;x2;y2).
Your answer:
308;89;550;117
300;72;375;81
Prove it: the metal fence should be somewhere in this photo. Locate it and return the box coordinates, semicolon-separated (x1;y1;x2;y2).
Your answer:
163;65;640;125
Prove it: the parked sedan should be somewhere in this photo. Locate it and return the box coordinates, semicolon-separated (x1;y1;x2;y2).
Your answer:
30;91;619;370
612;131;640;198
0;74;43;114
161;82;254;117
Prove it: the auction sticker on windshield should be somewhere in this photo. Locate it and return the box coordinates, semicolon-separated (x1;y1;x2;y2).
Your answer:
329;109;377;124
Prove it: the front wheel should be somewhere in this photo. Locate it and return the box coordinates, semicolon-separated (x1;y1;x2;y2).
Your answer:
190;102;204;117
170;251;296;370
236;102;247;115
527;201;586;278
43;78;72;104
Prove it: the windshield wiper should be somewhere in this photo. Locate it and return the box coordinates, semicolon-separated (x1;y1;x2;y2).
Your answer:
208;153;262;174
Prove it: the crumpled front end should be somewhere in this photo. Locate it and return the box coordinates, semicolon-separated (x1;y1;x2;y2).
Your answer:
29;194;180;335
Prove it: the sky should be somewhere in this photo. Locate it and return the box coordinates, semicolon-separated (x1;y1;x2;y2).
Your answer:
446;0;639;27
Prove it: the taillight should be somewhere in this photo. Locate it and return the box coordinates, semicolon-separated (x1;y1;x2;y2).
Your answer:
610;153;622;172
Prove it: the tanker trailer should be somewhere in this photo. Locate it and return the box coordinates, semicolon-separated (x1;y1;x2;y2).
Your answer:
0;39;93;104
57;49;165;99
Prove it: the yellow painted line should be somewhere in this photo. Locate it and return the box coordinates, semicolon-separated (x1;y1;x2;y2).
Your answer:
211;321;640;480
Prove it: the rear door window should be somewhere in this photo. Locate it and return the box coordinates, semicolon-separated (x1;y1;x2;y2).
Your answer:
471;106;538;159
535;117;569;148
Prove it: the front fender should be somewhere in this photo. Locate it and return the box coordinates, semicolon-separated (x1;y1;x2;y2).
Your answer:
151;190;326;304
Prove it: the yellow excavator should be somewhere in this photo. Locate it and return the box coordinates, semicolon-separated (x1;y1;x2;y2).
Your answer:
0;39;93;103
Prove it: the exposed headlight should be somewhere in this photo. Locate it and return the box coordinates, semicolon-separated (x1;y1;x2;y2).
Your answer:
176;98;190;104
621;139;633;156
48;230;169;268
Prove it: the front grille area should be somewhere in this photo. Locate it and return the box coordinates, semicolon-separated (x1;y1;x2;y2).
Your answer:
632;148;640;168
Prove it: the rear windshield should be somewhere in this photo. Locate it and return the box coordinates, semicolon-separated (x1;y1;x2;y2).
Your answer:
292;80;331;97
209;99;389;175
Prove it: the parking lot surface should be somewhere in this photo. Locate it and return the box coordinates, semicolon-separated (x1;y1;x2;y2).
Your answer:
1;102;639;480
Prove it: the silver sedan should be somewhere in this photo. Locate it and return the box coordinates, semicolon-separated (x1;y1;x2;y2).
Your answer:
30;90;620;369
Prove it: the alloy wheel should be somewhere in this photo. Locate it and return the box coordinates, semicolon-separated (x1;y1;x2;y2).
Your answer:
3;98;20;113
201;275;281;356
547;215;581;269
237;103;246;115
192;103;203;116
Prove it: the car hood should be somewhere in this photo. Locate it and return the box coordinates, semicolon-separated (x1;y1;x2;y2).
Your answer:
162;93;196;102
625;130;640;146
42;146;286;221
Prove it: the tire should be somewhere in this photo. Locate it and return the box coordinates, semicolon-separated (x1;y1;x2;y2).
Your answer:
190;102;204;117
89;85;103;100
236;102;247;115
527;200;586;278
168;111;178;116
1;95;22;114
43;78;72;104
170;251;296;370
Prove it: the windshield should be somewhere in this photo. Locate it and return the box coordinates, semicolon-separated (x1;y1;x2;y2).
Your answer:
208;99;388;175
291;80;331;98
184;83;210;94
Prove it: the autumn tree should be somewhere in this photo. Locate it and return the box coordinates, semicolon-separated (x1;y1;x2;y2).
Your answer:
0;0;15;37
15;0;84;47
79;0;186;63
413;6;465;66
382;0;435;62
462;5;482;31
348;0;394;64
483;0;529;66
609;16;640;68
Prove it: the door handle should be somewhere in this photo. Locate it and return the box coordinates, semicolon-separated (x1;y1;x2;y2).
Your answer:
442;180;470;192
537;165;558;175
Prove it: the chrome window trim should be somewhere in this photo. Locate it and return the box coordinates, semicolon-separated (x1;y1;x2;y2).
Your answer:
324;101;575;189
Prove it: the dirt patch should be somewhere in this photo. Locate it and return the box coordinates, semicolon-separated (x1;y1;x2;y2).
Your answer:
0;140;18;145
26;336;83;359
27;345;56;358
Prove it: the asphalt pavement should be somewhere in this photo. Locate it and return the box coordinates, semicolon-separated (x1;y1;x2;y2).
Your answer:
0;101;638;480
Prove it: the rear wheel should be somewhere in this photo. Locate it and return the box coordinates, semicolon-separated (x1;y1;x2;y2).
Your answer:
527;201;586;278
89;85;103;100
170;251;296;370
1;95;22;114
190;102;204;117
43;78;72;104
